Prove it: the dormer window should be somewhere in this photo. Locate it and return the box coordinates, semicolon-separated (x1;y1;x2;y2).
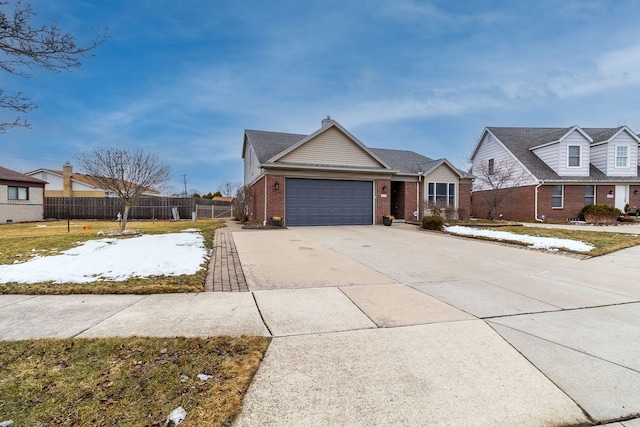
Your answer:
615;145;629;168
568;146;581;167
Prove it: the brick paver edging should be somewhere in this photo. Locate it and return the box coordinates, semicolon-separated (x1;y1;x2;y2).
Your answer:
204;222;249;292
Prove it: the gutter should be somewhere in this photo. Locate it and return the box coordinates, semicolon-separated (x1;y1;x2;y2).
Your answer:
535;181;545;222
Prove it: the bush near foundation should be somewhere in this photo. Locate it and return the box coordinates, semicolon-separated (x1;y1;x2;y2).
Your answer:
422;215;445;230
579;204;622;224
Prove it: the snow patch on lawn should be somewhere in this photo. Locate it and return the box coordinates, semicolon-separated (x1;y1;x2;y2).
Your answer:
445;226;594;252
0;233;208;284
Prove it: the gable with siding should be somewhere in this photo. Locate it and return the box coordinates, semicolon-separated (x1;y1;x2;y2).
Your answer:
278;126;385;168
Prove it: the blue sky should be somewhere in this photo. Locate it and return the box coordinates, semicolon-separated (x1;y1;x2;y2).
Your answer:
4;0;640;194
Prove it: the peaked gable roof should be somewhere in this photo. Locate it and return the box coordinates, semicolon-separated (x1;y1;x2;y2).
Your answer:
475;126;640;182
369;148;471;177
28;168;101;188
0;166;46;184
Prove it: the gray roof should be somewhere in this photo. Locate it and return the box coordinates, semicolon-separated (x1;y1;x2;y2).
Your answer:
245;128;468;176
244;130;306;163
486;126;639;182
0;166;46;184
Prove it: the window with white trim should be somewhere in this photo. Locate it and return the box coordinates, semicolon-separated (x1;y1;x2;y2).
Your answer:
551;185;563;208
615;145;629;168
428;182;456;206
8;186;29;200
584;185;595;206
568;145;581;167
488;158;495;175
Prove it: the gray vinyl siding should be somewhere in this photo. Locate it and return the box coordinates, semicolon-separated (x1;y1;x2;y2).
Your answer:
471;132;535;191
558;130;590;176
607;132;638;177
531;144;559;173
244;144;262;185
590;144;607;173
279;127;382;168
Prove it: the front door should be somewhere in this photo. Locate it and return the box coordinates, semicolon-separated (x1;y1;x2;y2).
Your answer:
615;185;628;211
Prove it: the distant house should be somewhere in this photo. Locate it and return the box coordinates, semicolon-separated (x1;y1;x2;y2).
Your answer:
470;126;640;221
242;117;472;226
0;165;46;223
27;162;160;198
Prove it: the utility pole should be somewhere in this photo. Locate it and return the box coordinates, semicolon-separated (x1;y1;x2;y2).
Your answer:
182;174;188;197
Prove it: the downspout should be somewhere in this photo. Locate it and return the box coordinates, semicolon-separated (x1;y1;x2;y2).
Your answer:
416;173;422;220
535;181;544;222
263;175;267;226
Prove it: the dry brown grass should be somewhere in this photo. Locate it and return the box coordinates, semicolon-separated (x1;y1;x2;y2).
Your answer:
0;335;270;426
0;219;225;294
473;225;640;256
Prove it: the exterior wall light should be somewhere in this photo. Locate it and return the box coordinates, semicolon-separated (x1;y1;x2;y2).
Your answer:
609;190;614;195
382;185;387;194
274;181;280;190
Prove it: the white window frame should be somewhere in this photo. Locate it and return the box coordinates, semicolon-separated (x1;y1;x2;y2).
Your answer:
427;182;456;207
615;145;629;168
551;185;563;209
567;145;581;168
488;158;495;175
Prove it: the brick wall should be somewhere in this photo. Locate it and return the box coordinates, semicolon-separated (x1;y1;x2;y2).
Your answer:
471;186;536;221
376;179;391;224
249;176;265;222
249;175;285;224
402;181;419;221
472;184;640;222
458;178;472;220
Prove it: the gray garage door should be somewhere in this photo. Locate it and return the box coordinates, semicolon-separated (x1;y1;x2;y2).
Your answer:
285;178;373;226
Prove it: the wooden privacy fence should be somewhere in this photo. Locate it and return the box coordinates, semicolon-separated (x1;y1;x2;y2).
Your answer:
44;197;233;220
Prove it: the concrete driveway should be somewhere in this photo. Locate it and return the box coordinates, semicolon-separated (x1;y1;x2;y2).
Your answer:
234;224;640;426
2;222;639;426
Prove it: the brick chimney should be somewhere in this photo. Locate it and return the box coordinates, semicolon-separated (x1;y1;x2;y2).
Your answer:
62;162;72;197
321;115;335;128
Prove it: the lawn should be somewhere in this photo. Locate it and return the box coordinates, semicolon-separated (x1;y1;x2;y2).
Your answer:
0;219;225;295
0;335;270;426
466;224;640;256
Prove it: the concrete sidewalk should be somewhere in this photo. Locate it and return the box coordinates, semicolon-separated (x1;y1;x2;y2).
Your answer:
2;223;640;426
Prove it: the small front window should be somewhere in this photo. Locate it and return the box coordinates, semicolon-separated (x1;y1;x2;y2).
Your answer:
615;146;629;168
584;185;595;206
552;185;563;208
568;146;581;167
488;158;495;175
8;186;29;200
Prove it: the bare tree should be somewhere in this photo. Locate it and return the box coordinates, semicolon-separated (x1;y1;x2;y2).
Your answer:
0;1;107;131
78;147;171;231
233;185;253;222
473;158;527;220
217;181;241;198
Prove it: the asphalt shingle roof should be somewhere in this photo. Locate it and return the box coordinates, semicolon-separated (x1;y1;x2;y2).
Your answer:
0;166;46;184
245;128;468;176
485;126;637;182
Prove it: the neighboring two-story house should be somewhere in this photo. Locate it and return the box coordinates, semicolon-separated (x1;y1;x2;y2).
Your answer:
242;117;472;226
0;165;46;223
470;126;640;221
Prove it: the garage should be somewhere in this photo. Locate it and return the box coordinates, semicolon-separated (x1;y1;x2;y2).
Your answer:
285;178;374;226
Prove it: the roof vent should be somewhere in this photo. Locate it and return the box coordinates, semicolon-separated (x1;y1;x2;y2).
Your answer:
321;115;334;128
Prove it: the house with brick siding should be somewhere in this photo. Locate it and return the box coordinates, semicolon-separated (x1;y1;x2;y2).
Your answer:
470;126;640;222
242;117;472;226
